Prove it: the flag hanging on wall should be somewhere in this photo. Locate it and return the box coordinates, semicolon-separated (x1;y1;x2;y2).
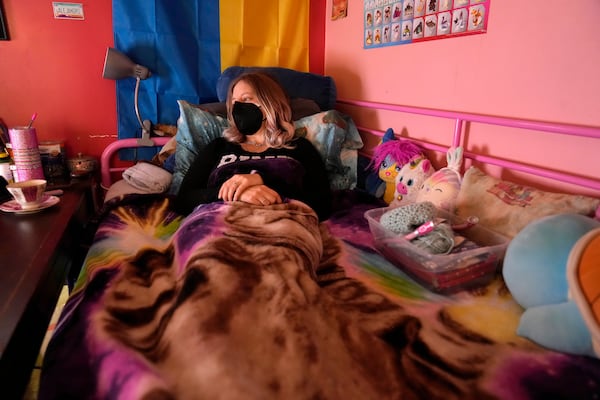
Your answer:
112;0;310;149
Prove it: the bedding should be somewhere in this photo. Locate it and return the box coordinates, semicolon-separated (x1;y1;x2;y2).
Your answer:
456;167;600;238
122;161;172;193
39;191;600;399
48;67;600;399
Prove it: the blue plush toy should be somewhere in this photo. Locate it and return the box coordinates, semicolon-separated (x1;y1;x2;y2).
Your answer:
503;213;600;357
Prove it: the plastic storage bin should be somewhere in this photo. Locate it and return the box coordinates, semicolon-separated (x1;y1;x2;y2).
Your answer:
365;206;509;293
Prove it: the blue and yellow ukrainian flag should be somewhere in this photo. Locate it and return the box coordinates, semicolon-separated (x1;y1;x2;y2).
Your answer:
112;0;309;140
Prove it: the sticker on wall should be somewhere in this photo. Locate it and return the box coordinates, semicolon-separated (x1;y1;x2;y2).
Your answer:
363;0;489;49
52;2;84;20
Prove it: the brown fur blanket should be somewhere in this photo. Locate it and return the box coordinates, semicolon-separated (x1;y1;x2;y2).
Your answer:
39;195;600;399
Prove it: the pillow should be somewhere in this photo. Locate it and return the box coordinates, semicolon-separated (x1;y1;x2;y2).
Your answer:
193;101;227;117
169;103;363;194
334;148;359;191
151;135;177;166
123;161;172;194
455;167;600;238
170;100;228;194
217;66;337;111
290;98;321;121
104;179;148;203
294;110;363;190
163;154;176;173
191;98;320;121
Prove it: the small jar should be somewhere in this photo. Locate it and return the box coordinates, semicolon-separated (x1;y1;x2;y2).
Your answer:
67;153;97;177
0;151;13;183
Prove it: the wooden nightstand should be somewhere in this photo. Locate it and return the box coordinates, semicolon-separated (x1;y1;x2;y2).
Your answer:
0;178;97;399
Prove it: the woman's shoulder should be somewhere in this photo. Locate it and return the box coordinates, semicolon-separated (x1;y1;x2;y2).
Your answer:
290;136;322;155
211;136;229;145
207;137;235;150
199;137;239;157
290;136;313;148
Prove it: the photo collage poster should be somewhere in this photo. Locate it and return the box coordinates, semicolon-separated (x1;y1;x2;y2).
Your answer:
364;0;490;49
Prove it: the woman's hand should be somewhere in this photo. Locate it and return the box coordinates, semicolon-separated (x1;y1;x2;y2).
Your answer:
236;185;282;205
219;173;275;203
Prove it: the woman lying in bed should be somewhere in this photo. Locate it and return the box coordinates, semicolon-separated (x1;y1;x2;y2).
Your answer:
174;72;332;220
41;72;411;400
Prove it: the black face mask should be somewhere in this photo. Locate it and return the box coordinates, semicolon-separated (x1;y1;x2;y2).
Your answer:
232;102;264;135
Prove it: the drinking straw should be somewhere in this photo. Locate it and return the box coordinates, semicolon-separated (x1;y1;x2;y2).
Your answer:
27;113;37;129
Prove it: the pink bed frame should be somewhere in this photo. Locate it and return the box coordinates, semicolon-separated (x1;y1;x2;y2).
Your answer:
100;137;170;189
100;101;600;195
337;99;600;193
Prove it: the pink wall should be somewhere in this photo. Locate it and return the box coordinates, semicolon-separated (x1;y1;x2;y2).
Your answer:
324;0;600;196
0;0;116;160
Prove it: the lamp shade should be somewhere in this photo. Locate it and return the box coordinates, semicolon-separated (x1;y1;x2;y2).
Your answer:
102;47;151;80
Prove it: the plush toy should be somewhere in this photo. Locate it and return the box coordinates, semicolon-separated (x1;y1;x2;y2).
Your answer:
415;146;463;213
364;128;395;198
390;154;435;207
367;128;424;204
503;213;600;358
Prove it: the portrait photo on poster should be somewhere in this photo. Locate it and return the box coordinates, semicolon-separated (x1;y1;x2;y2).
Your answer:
0;0;9;40
332;0;348;20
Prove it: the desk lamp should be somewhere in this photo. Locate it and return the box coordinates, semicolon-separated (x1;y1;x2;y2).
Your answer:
102;47;154;146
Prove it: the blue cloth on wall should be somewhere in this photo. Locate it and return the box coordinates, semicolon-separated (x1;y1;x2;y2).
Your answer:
112;0;222;158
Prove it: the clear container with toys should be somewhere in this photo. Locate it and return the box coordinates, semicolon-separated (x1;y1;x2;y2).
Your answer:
365;203;509;294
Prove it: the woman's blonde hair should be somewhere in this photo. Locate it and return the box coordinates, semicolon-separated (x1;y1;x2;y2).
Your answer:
223;72;296;148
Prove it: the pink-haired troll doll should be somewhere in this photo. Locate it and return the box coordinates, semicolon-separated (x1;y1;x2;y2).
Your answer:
368;130;424;204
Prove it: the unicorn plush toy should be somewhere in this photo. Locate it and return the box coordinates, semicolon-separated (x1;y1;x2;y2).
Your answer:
390;155;435;207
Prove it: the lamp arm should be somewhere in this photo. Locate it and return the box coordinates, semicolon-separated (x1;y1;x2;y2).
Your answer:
133;77;144;130
133;76;154;147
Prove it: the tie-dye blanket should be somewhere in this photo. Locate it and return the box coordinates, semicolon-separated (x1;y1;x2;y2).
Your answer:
40;191;600;399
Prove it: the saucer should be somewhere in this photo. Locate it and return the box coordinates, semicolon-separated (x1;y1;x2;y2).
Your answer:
0;195;60;214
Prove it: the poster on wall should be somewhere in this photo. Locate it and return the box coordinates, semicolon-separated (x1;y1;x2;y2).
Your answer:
332;0;348;20
364;0;489;49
